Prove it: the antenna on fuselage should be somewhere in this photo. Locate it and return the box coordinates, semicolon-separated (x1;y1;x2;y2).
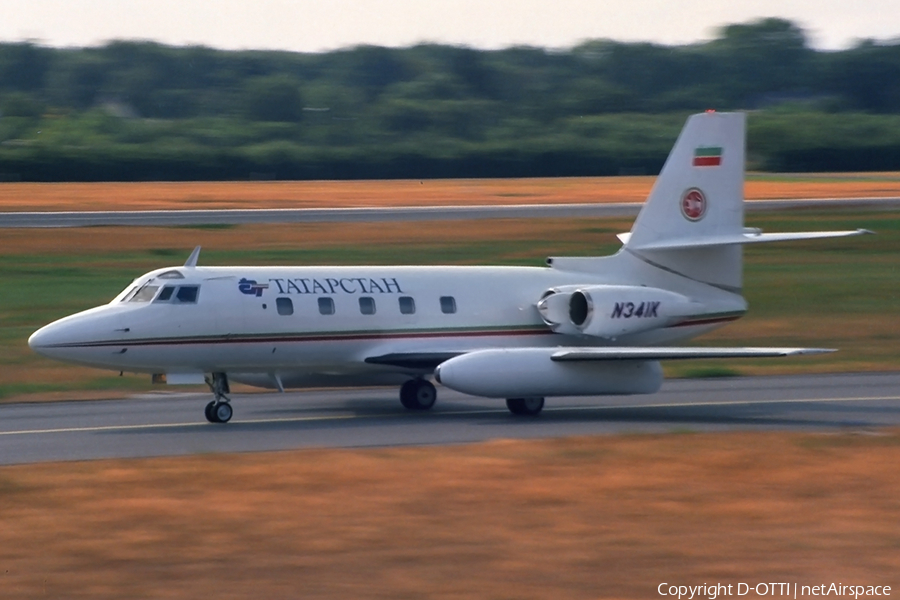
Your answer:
184;246;201;268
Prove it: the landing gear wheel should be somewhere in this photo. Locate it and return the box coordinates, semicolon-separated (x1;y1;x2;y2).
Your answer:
204;372;233;424
506;397;545;416
399;379;437;411
204;401;233;423
399;380;417;409
204;401;217;423
213;402;233;423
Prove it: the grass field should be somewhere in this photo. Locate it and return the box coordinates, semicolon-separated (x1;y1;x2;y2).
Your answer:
1;205;896;401
2;179;898;599
2;432;899;599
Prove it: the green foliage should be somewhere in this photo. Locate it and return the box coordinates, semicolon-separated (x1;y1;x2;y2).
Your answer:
241;75;304;122
0;43;52;91
710;18;814;103
1;18;900;180
0;92;44;118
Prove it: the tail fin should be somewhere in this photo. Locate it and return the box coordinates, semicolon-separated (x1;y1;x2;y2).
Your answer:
623;111;746;291
619;111;868;291
549;111;869;289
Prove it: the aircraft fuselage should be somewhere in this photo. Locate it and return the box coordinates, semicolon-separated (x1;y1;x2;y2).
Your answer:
28;262;745;388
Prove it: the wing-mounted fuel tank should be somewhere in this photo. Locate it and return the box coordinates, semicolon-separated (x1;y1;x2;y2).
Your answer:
537;285;701;339
434;348;663;398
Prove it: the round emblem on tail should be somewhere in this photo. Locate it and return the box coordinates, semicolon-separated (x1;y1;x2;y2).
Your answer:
680;188;707;221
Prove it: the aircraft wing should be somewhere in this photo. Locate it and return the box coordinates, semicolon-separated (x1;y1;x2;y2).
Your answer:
550;347;834;361
432;346;834;399
366;347;832;370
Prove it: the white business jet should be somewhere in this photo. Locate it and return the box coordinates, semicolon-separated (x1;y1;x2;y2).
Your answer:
29;111;869;423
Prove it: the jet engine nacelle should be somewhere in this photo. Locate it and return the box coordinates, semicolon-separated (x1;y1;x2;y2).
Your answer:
536;287;582;335
434;348;663;398
567;285;698;339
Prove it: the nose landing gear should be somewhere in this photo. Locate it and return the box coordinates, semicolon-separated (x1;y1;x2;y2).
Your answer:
204;372;233;423
204;400;233;423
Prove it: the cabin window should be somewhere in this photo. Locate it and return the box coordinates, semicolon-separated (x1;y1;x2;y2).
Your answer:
175;285;199;303
359;297;376;315
155;286;175;302
399;296;415;315
440;296;457;314
318;297;335;315
276;297;294;316
129;285;160;303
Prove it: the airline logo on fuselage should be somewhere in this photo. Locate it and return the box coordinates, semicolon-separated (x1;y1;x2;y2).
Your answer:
268;277;404;295
238;278;269;297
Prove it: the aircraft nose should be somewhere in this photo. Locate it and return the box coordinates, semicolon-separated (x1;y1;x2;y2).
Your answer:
29;324;48;350
29;306;128;367
28;321;67;356
28;311;105;358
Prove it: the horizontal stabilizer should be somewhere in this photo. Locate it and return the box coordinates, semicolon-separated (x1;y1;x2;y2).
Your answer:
550;347;834;361
617;228;872;250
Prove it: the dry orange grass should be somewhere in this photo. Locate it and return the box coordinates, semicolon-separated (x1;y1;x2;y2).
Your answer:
0;218;632;258
1;432;898;599
2;179;649;211
2;174;900;212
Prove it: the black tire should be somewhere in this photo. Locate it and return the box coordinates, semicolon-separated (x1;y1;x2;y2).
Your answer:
205;401;218;423
412;380;437;410
399;379;418;409
399;379;437;410
506;397;544;416
213;402;233;423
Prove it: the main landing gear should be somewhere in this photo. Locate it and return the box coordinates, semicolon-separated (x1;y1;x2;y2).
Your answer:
204;372;233;423
506;397;545;416
398;379;544;416
400;378;437;411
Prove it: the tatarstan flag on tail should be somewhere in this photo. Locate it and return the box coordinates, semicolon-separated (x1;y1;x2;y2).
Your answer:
693;146;722;167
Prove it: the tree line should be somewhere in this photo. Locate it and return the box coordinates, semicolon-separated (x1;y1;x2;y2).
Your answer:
1;17;899;181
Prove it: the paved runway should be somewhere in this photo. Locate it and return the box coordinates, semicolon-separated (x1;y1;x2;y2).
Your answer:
2;197;899;227
1;372;898;465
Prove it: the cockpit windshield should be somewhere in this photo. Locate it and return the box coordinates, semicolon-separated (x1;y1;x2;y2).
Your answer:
119;286;138;302
116;273;200;304
126;284;160;303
